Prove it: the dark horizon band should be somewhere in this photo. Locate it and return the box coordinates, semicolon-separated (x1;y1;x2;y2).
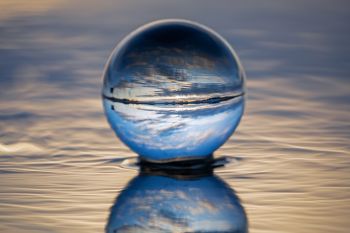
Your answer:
102;92;244;105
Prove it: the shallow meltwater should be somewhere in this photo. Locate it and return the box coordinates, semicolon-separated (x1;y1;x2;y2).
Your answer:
0;1;350;233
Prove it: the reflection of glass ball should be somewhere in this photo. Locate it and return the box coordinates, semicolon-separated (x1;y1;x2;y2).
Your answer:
102;19;245;162
106;172;248;233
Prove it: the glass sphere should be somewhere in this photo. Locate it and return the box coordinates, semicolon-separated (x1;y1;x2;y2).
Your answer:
106;172;248;233
102;19;245;162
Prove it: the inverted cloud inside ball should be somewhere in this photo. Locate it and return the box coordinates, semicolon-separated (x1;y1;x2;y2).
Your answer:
102;19;245;162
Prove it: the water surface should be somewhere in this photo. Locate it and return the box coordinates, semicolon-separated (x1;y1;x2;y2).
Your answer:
0;1;349;232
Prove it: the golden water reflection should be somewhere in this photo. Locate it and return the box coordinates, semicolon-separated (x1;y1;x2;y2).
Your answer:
0;0;349;232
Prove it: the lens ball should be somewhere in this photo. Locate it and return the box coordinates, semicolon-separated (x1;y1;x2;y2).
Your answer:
102;19;245;162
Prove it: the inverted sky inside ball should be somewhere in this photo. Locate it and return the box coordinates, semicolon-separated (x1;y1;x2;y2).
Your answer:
102;19;245;162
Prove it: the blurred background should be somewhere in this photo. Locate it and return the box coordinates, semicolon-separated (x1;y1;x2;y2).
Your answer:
0;0;349;232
